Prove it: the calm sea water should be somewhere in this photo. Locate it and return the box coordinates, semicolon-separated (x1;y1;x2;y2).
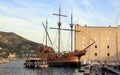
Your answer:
0;60;81;75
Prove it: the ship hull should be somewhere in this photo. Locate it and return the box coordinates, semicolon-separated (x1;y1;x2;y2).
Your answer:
36;45;88;68
48;61;81;68
47;56;81;68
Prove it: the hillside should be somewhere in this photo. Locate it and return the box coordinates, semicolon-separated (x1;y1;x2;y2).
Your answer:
0;31;40;58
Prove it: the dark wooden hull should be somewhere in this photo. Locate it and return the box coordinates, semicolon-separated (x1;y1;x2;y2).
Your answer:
48;61;81;68
47;56;81;68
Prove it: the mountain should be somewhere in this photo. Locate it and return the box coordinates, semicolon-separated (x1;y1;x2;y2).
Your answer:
0;31;40;58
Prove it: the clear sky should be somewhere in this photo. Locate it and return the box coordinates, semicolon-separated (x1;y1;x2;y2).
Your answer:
0;0;120;51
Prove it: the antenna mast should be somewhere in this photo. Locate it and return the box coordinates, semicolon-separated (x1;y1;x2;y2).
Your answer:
53;7;67;54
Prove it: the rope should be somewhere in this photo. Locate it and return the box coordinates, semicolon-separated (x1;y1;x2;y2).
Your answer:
42;31;45;44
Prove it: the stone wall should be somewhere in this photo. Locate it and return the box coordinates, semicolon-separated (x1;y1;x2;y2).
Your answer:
75;24;120;63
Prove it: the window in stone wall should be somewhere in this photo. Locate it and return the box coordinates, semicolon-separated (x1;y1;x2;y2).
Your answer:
107;45;110;49
107;53;110;56
95;53;97;56
95;45;97;48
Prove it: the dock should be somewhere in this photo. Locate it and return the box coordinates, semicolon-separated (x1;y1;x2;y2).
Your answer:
102;64;120;75
78;62;120;75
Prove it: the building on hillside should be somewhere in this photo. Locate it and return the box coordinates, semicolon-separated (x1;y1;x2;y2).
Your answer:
75;24;120;63
8;53;16;59
0;47;3;50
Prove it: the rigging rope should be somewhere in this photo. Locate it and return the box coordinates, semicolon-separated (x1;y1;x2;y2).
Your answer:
67;31;71;50
52;30;58;50
42;31;45;44
78;30;95;50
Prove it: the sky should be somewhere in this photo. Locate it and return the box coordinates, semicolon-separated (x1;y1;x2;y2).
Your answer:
0;0;120;51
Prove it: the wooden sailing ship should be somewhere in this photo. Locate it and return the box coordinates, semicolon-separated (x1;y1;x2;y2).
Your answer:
36;45;95;68
36;7;95;68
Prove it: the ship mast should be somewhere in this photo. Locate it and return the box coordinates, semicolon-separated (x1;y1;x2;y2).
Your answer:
46;20;48;46
42;22;53;45
53;7;67;54
69;13;74;52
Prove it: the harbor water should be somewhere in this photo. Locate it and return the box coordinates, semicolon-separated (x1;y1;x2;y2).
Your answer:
0;60;82;75
1;60;120;75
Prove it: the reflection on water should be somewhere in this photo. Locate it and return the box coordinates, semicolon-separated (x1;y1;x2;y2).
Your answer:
0;60;80;75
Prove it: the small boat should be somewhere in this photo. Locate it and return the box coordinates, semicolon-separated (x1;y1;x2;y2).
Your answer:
0;59;9;64
24;58;48;68
38;58;48;68
39;62;48;68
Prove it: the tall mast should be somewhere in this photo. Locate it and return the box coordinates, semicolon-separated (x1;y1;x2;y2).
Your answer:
53;7;67;54
42;22;53;45
69;13;74;52
46;20;48;46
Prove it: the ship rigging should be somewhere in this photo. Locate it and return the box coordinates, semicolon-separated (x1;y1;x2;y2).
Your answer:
36;7;95;68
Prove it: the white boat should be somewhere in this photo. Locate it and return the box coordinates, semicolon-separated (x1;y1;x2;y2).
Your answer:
39;63;48;68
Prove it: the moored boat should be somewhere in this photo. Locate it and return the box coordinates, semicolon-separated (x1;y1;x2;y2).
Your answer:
24;58;48;68
0;58;9;64
36;7;95;68
36;42;95;68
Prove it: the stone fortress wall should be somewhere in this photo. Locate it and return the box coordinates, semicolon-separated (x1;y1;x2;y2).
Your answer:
75;24;120;63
